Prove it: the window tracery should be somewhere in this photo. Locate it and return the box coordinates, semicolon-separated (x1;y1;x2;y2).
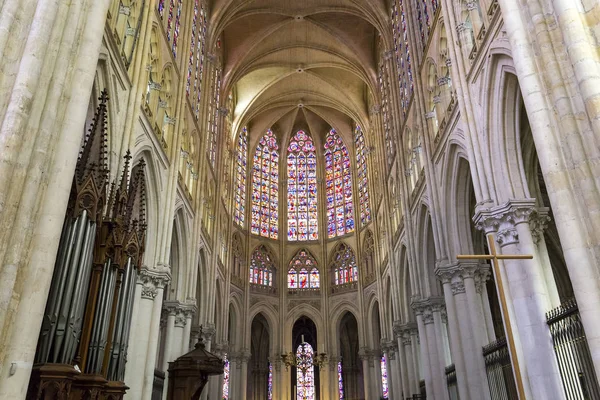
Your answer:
186;0;208;119
378;52;395;169
391;0;414;118
324;129;354;238
296;342;315;400
234;127;248;227
251;130;279;239
354;125;371;226
159;0;182;58
287;250;319;289
331;243;358;285
207;63;222;169
250;245;275;287
287;131;318;241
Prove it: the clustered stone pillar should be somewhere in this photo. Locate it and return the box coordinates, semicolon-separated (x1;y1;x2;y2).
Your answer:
382;341;400;399
437;262;492;400
359;348;375;400
125;266;171;400
394;322;421;397
475;200;565;399
412;297;450;400
161;300;197;400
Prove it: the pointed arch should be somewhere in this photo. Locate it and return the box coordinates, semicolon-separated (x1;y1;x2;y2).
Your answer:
287;249;320;290
324;128;355;238
251;129;279;239
330;242;358;286
250;245;276;287
287;130;318;241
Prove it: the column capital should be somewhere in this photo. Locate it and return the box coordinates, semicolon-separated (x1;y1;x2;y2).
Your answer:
412;297;445;325
473;199;549;247
198;323;216;345
138;265;171;299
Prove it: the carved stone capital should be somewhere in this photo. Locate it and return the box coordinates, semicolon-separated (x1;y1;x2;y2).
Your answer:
370;104;381;115
451;280;466;295
138;266;171;299
474;199;546;247
199;324;216;345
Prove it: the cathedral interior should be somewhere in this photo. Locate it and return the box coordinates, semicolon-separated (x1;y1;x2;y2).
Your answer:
1;0;600;399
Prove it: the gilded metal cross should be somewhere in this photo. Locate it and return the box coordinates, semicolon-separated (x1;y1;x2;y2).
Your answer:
457;233;533;400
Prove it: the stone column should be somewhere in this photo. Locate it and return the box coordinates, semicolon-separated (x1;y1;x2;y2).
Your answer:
125;266;170;400
198;324;216;400
383;341;400;399
238;350;251;400
393;323;409;398
359;348;374;400
437;262;492;400
181;302;197;354
0;0;112;395
475;200;565;399
413;298;450;400
410;328;421;393
372;349;383;399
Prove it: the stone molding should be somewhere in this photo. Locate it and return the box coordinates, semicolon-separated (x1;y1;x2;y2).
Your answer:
412;297;446;325
393;321;419;345
198;323;216;345
138;266;171;299
473;199;550;247
436;261;491;296
162;300;197;327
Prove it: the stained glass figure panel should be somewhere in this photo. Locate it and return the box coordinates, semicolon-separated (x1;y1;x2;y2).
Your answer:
288;250;319;289
354;125;372;225
234;127;248;226
287;131;318;241
296;342;315;400
331;243;358;285
391;0;414;119
268;363;273;400
250;246;275;287
338;361;345;399
324;129;355;238
186;0;207;121
222;354;230;399
251;130;279;239
381;354;389;399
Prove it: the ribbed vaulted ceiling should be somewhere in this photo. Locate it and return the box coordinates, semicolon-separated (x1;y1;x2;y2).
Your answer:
210;0;389;146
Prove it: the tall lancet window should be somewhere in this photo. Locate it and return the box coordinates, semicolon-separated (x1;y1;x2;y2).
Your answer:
379;51;395;169
296;342;316;400
207;66;222;168
331;243;358;285
250;245;275;287
222;354;230;399
268;363;274;399
381;354;389;398
251;130;279;239
324;129;354;238
186;0;207;119
287;250;319;289
338;361;345;399
392;0;414;118
354;125;371;225
287;131;318;241
161;0;182;57
234;127;248;226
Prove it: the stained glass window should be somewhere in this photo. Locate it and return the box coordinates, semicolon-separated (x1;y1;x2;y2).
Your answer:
379;50;395;169
296;342;315;400
208;66;222;168
331;243;358;285
381;354;389;399
287;131;318;241
268;363;273;400
186;0;207;120
338;361;345;399
354;125;371;225
234;127;248;226
391;0;414;119
249;246;275;287
171;0;182;57
251;130;279;239
222;354;230;399
324;129;354;238
288;250;319;289
158;0;165;17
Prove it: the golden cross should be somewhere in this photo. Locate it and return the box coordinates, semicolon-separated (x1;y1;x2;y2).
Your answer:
457;233;533;400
